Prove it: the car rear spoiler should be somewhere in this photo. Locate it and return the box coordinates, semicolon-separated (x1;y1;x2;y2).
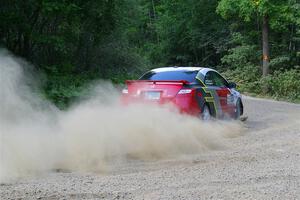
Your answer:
125;80;189;85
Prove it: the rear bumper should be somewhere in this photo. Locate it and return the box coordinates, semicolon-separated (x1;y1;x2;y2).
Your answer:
173;95;201;115
121;94;201;116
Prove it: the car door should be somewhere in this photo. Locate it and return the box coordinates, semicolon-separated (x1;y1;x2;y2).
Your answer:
204;71;233;117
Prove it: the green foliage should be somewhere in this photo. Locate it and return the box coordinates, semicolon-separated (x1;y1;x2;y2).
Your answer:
44;73;88;109
269;55;290;70
154;0;230;66
224;66;300;101
260;69;300;100
0;0;149;108
217;0;300;101
220;33;261;92
221;45;259;69
1;0;300;106
217;0;299;29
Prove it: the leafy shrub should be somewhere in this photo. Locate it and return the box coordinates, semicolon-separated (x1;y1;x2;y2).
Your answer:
269;55;290;71
43;70;94;109
223;65;261;93
221;44;262;93
221;43;300;101
260;69;300;100
221;45;259;70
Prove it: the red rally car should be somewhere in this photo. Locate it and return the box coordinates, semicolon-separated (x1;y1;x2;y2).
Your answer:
121;67;243;120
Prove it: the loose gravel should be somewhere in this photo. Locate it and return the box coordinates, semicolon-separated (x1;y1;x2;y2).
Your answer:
1;97;300;200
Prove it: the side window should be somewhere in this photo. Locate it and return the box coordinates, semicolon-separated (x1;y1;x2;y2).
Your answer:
212;72;228;87
204;72;214;86
204;71;228;87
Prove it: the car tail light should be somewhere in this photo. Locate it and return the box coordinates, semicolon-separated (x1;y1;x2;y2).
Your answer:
227;94;234;104
178;89;192;94
122;88;128;94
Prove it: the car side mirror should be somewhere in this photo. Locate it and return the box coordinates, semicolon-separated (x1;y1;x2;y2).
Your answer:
228;82;237;88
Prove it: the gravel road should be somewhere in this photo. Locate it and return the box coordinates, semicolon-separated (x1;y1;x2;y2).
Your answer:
1;97;300;200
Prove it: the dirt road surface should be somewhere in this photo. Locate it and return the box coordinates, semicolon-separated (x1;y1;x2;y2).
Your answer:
1;97;300;200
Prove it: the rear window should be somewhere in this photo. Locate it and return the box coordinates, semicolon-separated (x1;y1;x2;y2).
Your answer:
139;70;198;82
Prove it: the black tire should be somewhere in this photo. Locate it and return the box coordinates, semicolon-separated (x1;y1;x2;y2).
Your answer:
234;99;242;119
200;104;211;121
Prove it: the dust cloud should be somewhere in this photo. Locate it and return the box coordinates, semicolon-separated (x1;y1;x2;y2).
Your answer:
0;50;243;182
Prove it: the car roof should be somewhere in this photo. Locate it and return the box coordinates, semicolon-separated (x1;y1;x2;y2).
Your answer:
151;67;204;72
150;66;217;76
149;66;220;84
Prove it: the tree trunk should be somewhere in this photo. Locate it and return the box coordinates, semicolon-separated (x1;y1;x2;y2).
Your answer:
262;15;270;76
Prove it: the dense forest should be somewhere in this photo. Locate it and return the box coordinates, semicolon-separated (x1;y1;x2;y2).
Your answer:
1;0;299;107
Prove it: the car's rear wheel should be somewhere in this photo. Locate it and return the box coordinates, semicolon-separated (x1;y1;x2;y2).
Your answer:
200;104;211;121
